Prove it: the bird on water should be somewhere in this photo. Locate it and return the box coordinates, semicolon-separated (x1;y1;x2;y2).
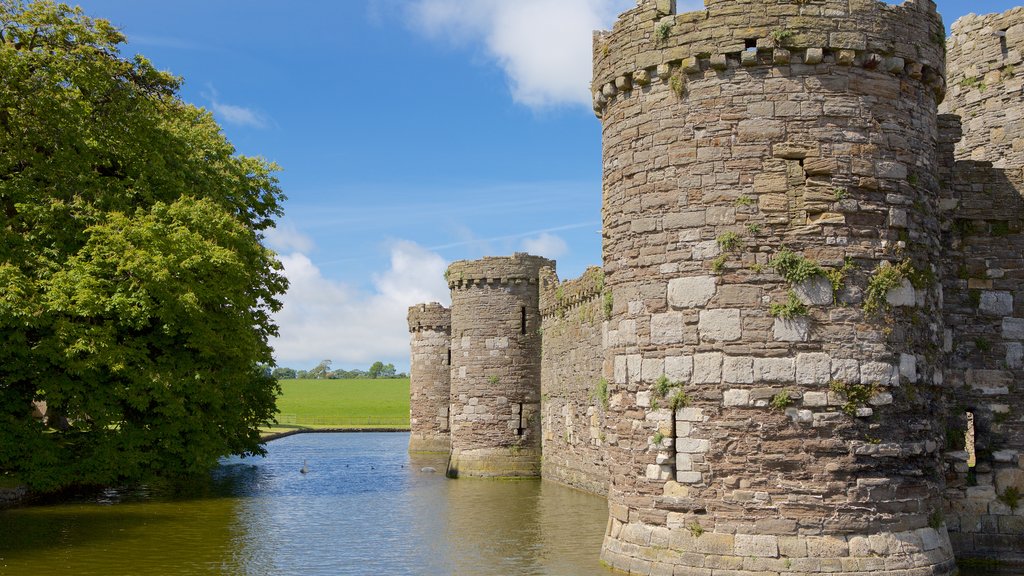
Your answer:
300;460;309;474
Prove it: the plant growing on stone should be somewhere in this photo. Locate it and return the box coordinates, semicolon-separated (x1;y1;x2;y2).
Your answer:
832;187;848;201
769;391;794;412
734;195;755;207
999;487;1020;510
669;72;686;98
863;261;906;316
928;510;944;529
829;380;879;417
823;258;857;302
669;389;691;411
750;263;764;274
655;374;673;397
687;520;705;537
769;291;809;320
711;254;728;275
652;431;665;445
771;248;824;284
593;378;610;410
603;289;614;319
488;375;500;385
716;231;742;253
650;397;660;410
746;223;762;235
656;20;672;44
769;28;794;46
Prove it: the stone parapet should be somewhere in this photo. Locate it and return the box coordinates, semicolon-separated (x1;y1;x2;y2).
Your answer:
446;253;554;289
592;0;945;117
408;303;452;453
539;266;604;318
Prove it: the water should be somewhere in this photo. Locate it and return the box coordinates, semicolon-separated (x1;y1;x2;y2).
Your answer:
0;433;613;576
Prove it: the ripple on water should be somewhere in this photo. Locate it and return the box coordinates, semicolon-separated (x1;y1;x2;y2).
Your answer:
0;432;613;576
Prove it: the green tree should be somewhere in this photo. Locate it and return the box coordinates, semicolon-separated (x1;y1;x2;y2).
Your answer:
0;1;288;492
368;361;385;379
271;367;297;380
308;359;331;380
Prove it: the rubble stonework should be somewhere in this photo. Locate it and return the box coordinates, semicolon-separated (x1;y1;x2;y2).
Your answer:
407;1;1024;571
407;303;451;453
445;254;552;478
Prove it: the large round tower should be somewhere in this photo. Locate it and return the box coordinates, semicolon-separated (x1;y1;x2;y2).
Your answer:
407;303;452;453
445;253;553;478
594;0;955;573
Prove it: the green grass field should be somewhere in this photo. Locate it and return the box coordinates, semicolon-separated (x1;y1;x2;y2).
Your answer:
262;378;410;435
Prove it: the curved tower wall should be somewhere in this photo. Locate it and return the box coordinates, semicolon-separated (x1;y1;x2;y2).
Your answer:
594;1;955;574
941;7;1024;168
408;303;452;453
446;253;553;477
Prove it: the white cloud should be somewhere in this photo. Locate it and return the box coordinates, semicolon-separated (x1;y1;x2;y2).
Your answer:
406;0;705;108
521;232;568;259
270;241;450;369
407;0;633;108
264;223;315;254
203;86;268;128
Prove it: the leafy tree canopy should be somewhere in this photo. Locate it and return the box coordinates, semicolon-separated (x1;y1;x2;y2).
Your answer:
0;0;288;492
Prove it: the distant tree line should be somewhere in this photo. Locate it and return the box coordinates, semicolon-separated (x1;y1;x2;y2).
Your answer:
271;360;407;380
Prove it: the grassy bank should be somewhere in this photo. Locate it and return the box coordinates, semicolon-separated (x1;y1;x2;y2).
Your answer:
262;378;410;436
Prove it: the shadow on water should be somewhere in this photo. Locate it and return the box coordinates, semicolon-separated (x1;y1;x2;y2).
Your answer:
0;434;604;575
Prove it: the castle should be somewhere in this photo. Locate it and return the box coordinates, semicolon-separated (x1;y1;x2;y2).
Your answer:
407;1;1024;573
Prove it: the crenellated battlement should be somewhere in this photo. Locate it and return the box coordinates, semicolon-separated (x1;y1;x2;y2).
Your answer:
592;0;946;115
445;253;553;290
539;266;605;319
407;303;451;333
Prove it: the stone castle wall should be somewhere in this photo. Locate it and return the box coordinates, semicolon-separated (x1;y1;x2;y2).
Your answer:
407;303;451;453
939;7;1024;555
405;1;1024;571
594;0;955;574
538;266;609;495
941;7;1024;168
445;254;552;478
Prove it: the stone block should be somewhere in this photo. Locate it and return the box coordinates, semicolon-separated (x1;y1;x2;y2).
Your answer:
899;353;917;383
803;392;828;407
651;312;686;345
723;389;751;407
665;356;694;382
753;357;795;383
794;276;833;306
831;358;859;382
676;471;702;484
1003;317;1024;340
668;276;717;309
805;47;823;65
723;356;754;384
886;279;915;307
676;438;709;453
738;118;785;142
1006;343;1023;369
796;353;831;385
699;309;742;342
806;535;849;557
676;407;704;422
642;358;665;383
692;353;723;384
646;464;672;480
735;534;779;558
980;291;1013;316
774;318;809;342
860;361;897;386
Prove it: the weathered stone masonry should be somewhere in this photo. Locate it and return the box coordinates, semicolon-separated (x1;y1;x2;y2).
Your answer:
407;303;451;453
408;1;1024;572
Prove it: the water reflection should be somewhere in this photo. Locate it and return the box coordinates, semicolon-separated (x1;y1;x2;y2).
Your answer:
0;433;613;576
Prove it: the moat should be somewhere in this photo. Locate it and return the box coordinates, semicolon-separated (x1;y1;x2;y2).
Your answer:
0;432;611;576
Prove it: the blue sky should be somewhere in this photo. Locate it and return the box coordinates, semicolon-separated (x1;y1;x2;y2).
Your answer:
71;0;1022;371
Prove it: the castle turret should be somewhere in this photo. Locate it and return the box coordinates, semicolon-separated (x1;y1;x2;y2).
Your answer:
445;253;554;477
594;0;955;574
941;7;1024;169
407;303;452;453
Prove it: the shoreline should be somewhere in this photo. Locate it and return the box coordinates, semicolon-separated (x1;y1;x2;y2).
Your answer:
261;427;409;442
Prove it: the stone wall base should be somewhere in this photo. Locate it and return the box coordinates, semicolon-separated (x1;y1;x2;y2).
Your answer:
407;433;450;454
601;524;959;576
446;447;542;478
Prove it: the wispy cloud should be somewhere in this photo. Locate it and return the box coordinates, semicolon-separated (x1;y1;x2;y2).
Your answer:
264;223;315;254
426;221;598;251
521;232;568;259
203;86;269;129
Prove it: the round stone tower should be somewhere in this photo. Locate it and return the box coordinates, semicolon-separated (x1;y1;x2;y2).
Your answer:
941;7;1024;168
446;253;554;478
408;302;452;453
594;0;956;574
